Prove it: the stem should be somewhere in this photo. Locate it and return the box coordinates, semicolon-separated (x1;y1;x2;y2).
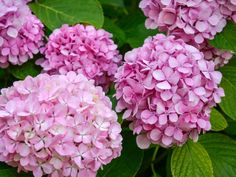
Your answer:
151;146;159;177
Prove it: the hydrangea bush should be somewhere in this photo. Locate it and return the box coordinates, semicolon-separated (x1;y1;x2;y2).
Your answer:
0;0;235;177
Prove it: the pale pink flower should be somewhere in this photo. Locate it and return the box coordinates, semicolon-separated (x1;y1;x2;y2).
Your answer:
38;24;121;90
0;0;44;68
0;72;122;177
115;34;224;148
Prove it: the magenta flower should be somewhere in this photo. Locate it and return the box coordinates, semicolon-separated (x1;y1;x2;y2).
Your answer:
38;24;121;91
0;72;122;177
139;0;227;44
115;34;224;149
0;0;44;68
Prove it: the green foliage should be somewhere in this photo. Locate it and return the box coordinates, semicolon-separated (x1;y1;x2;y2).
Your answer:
171;140;213;177
118;11;157;48
219;66;236;120
210;108;228;131
0;163;32;177
126;22;157;48
103;18;126;47
30;0;104;30
99;0;124;7
210;21;236;53
0;69;5;78
200;133;236;177
97;131;144;177
224;121;236;135
8;60;41;80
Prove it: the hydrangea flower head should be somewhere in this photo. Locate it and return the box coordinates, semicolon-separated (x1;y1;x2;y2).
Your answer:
115;34;224;148
139;0;227;44
0;72;122;177
38;24;121;90
0;0;44;68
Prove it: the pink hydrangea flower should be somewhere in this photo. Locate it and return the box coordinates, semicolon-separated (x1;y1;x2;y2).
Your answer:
115;34;224;148
0;0;44;68
196;41;233;68
38;24;121;90
0;72;122;177
217;0;236;22
171;30;233;68
139;0;227;44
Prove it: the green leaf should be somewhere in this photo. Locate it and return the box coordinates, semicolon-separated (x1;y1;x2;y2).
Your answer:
99;0;124;7
9;60;41;80
29;0;104;30
136;148;155;177
227;56;236;67
126;23;157;48
219;66;236;120
210;108;228;131
0;163;32;177
103;18;126;47
171;140;213;177
0;69;5;78
97;131;144;177
209;21;236;53
199;133;236;177
166;151;173;177
224;121;236;135
118;11;157;48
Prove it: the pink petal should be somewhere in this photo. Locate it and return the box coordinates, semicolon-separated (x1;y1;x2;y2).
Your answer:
169;113;178;122
156;81;171;90
159;114;167;125
150;129;161;141
162;136;173;146
136;134;151;149
164;126;175;136
17;144;30;157
7;27;18;38
174;130;184;141
153;70;165;81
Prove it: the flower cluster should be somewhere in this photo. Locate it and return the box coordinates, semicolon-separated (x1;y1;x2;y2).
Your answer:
0;0;44;68
115;34;224;148
139;0;227;44
196;41;233;68
0;72;122;177
171;30;233;68
218;0;236;22
38;24;121;90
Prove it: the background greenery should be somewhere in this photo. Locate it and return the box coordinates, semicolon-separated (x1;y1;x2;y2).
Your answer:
0;0;236;177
